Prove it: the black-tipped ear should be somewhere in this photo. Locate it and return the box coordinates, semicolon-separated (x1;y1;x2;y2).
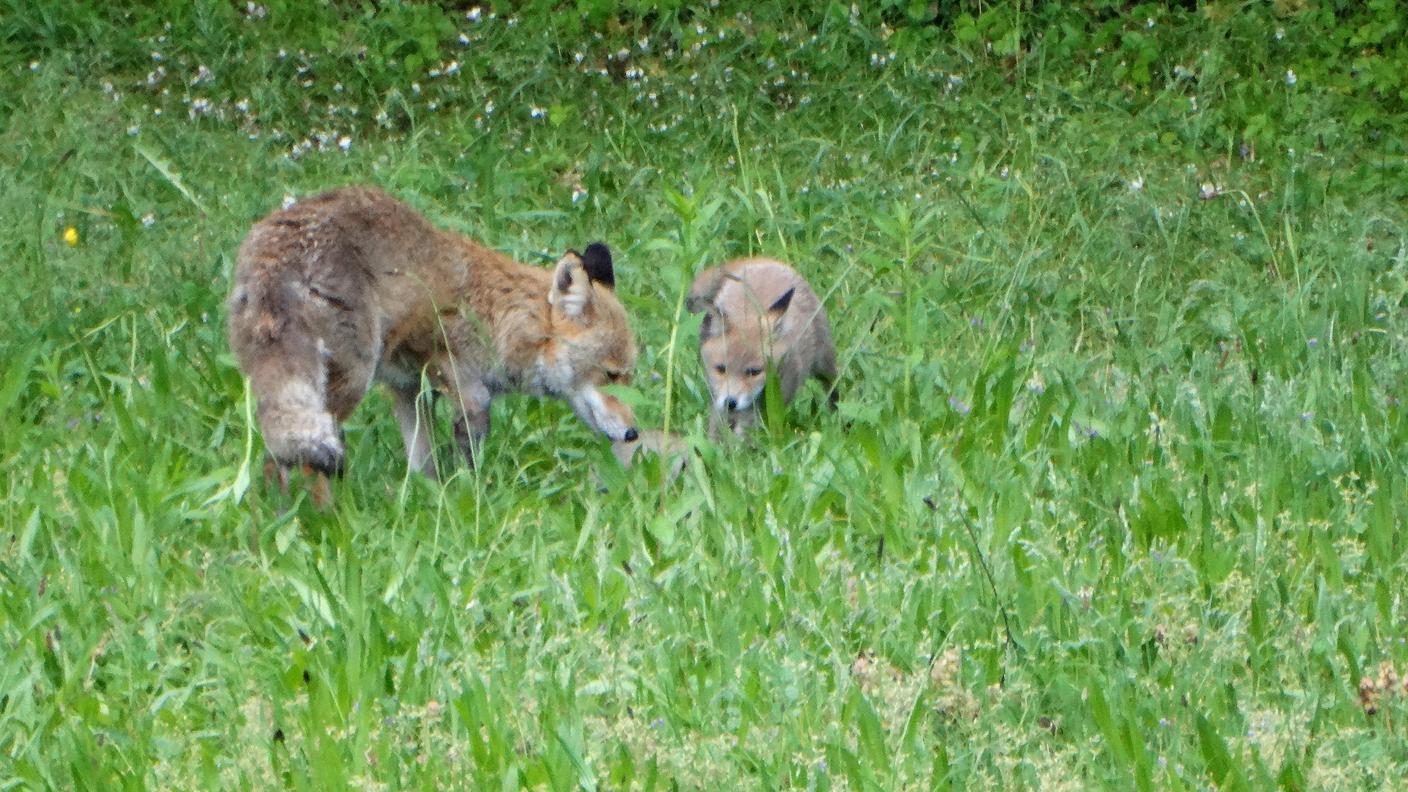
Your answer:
581;242;615;289
768;287;795;319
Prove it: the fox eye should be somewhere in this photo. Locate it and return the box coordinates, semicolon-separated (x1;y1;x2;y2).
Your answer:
714;364;727;374
604;369;625;383
744;366;764;377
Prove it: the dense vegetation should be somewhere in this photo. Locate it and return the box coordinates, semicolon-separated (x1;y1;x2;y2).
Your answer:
2;1;1406;788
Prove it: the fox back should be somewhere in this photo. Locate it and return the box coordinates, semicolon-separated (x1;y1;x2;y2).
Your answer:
687;258;836;434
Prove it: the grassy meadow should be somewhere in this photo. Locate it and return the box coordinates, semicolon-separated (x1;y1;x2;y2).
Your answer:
3;1;1408;788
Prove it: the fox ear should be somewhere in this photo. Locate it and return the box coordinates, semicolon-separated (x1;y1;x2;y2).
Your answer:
699;307;725;340
686;266;726;314
767;287;795;320
550;251;594;318
581;242;615;289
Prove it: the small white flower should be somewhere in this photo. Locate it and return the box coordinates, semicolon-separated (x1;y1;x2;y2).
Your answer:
1275;27;1285;41
466;7;481;21
529;106;545;119
445;60;460;75
338;135;351;151
281;194;297;210
411;82;421;95
192;64;214;85
1146;17;1155;28
190;97;211;114
150;51;163;62
1199;183;1219;200
127;125;140;136
458;32;470;45
1285;69;1297;86
333;82;344;93
235;98;250;113
1129;176;1145;192
571;187;588;204
483;99;494;114
141;213;156;228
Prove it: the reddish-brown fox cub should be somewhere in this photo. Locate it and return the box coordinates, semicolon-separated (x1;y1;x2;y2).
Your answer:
686;257;837;437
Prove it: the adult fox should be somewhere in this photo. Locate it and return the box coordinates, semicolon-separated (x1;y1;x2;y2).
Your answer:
227;186;638;497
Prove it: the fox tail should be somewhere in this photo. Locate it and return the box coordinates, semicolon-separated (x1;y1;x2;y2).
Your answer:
229;274;345;476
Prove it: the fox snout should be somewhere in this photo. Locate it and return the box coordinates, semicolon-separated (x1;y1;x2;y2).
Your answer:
569;386;638;442
716;387;760;415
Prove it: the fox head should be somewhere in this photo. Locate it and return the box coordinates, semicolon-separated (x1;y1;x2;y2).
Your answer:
544;242;639;442
697;286;795;416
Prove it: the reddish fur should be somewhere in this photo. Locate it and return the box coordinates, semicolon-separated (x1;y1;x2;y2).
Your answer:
227;186;638;501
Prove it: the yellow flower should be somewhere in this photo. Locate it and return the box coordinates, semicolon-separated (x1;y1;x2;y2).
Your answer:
63;227;78;246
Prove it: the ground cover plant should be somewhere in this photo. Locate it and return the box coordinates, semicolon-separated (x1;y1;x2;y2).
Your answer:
2;1;1407;788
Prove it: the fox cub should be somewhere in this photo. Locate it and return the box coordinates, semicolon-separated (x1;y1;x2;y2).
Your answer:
686;257;837;436
227;186;639;489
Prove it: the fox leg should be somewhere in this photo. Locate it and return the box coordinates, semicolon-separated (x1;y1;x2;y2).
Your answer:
433;352;492;468
814;346;840;410
391;386;438;478
818;372;840;410
450;385;492;468
261;453;333;510
264;453;290;493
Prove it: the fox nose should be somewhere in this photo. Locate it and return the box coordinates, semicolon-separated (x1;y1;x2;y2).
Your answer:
725;397;738;411
623;428;638;442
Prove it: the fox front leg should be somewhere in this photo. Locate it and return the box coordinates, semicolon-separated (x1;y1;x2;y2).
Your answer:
391;386;438;479
444;374;492;469
452;395;491;468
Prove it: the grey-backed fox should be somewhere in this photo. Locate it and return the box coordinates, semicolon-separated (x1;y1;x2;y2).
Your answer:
227;186;638;499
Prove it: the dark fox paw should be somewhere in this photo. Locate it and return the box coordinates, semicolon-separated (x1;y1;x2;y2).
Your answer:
276;441;345;479
304;442;346;478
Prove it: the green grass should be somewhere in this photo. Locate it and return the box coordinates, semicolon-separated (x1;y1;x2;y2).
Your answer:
3;2;1408;789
